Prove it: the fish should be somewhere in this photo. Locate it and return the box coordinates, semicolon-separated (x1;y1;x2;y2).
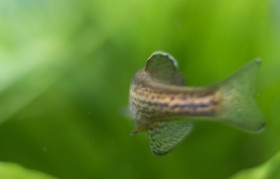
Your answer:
129;51;265;156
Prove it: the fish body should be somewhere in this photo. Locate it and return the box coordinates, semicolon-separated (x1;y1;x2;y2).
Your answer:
129;51;265;155
130;70;221;130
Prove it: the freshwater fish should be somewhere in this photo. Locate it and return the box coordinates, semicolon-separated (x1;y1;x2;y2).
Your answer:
129;51;265;155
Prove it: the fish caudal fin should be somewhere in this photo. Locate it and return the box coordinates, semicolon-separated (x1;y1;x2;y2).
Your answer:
217;59;265;132
148;120;193;155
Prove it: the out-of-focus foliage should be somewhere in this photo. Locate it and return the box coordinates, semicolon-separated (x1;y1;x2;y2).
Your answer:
0;162;57;179
230;152;280;179
0;0;279;178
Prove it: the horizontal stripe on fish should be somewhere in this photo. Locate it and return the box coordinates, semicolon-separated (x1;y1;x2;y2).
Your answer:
130;85;221;117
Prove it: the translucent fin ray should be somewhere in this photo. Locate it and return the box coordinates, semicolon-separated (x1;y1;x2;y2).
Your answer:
145;51;185;85
216;59;265;132
148;120;193;155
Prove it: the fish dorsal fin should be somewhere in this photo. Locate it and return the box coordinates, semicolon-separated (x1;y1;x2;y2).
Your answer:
145;51;185;85
148;120;193;155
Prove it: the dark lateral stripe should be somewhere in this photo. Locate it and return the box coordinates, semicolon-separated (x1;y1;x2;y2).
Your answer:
183;108;215;116
209;99;218;105
171;100;218;110
171;104;179;109
135;98;169;108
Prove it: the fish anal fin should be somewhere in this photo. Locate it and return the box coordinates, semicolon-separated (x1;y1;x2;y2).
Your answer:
148;120;193;155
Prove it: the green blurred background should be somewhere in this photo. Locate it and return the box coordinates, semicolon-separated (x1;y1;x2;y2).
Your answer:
0;0;279;178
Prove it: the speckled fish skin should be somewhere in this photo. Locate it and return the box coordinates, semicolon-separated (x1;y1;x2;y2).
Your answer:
129;51;265;155
130;69;221;131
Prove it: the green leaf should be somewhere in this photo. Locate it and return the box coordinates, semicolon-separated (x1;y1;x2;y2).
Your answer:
230;152;280;179
0;162;57;179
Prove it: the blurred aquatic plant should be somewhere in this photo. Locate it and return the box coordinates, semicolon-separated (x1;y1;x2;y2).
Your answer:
230;152;280;179
0;162;57;179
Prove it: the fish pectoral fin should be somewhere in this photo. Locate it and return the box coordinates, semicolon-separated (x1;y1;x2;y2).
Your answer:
145;51;185;85
148;120;193;156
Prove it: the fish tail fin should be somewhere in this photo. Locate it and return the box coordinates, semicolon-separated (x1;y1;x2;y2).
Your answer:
216;59;265;132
